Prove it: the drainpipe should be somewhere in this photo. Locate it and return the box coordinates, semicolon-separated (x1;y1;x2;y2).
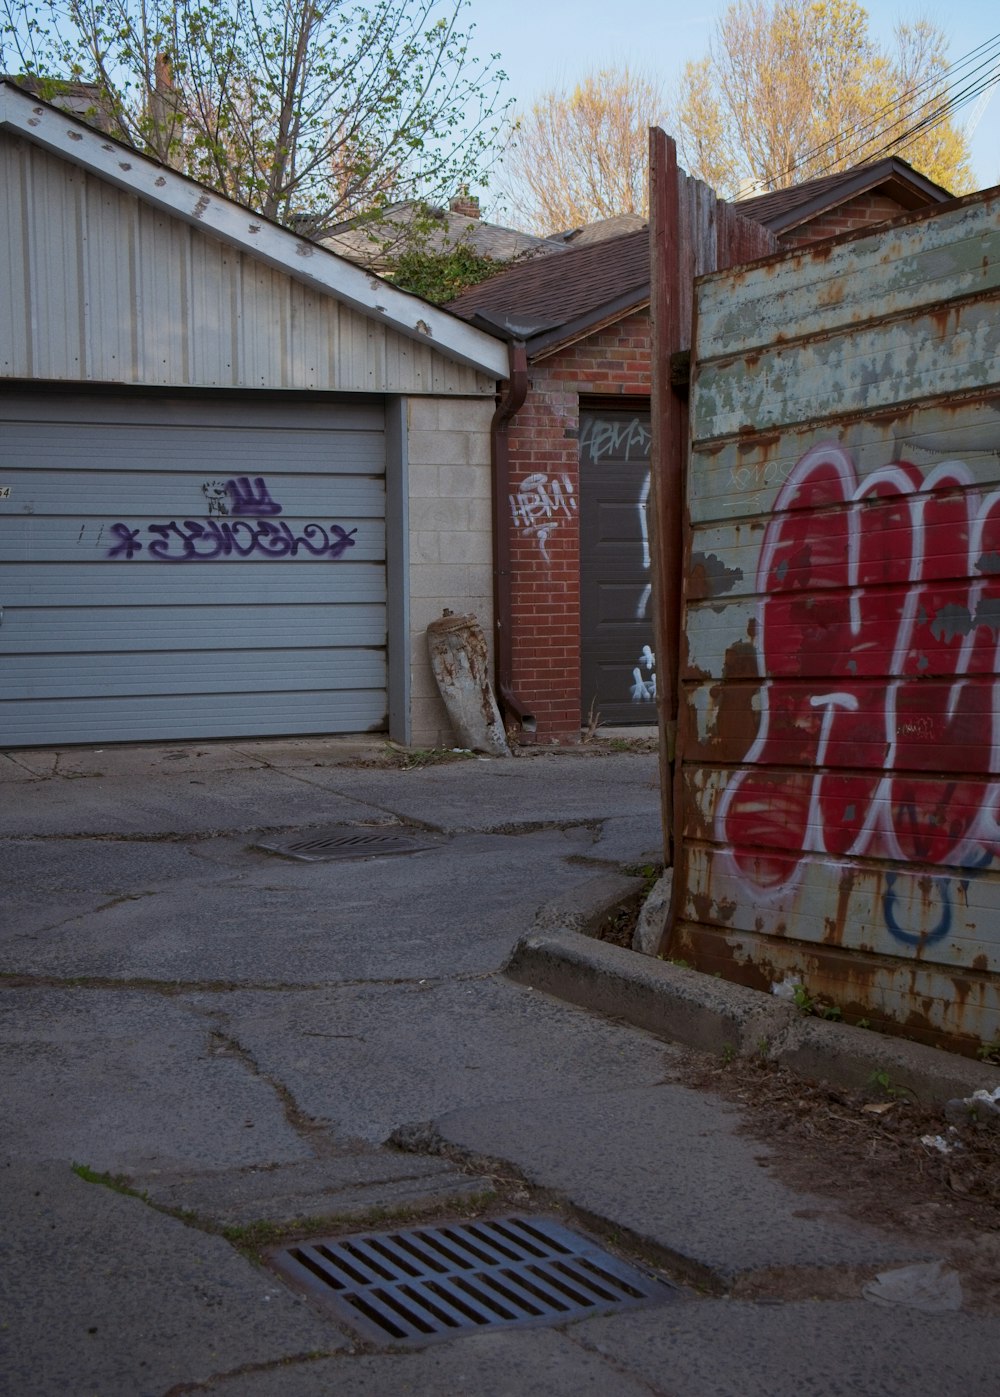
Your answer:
491;340;535;732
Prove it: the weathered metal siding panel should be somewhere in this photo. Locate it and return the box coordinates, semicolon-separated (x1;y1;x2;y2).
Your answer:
0;131;490;397
681;188;1000;1052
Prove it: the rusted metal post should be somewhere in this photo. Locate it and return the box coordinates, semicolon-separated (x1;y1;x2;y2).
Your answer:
648;128;683;873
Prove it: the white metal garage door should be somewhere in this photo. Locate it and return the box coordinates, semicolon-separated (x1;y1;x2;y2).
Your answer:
0;393;387;746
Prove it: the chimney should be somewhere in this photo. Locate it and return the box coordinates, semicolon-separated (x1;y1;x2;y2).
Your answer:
149;51;184;162
154;51;174;94
449;188;480;219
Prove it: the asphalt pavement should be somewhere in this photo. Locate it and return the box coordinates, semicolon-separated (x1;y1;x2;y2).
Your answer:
1;737;997;1396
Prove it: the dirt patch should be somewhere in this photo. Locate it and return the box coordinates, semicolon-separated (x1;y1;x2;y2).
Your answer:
679;1051;1000;1311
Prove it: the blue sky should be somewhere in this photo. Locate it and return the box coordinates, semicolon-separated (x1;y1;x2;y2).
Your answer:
467;0;1000;197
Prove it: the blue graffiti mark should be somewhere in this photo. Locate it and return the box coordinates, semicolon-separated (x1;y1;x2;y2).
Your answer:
227;476;282;515
882;871;952;948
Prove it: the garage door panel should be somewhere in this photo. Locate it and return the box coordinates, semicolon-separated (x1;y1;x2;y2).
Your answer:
0;562;387;608
1;604;386;653
0;516;385;564
6;647;386;699
2;423;385;474
0;469;386;518
0;394;389;745
0;689;388;745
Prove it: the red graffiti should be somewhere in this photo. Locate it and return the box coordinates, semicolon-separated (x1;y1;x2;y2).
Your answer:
718;444;1000;895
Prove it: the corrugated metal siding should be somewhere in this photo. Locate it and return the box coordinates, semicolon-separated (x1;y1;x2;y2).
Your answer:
0;394;387;745
679;188;1000;1052
0;132;492;397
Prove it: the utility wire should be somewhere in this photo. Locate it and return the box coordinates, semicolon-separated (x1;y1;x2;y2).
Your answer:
750;30;1000;192
810;42;1000;176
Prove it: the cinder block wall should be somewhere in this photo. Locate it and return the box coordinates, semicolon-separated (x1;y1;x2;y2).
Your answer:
407;396;495;747
508;310;652;744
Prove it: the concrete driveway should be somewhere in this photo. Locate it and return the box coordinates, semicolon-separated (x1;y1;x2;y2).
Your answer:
2;739;997;1395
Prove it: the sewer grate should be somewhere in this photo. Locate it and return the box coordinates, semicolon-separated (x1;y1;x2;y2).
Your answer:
256;828;439;862
267;1215;673;1344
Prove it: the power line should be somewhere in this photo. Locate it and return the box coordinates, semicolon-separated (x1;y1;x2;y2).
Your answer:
752;29;1000;192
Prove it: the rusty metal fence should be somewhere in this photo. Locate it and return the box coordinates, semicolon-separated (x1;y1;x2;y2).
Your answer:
670;185;1000;1054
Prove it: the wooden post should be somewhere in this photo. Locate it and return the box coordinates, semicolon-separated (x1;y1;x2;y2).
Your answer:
648;128;682;872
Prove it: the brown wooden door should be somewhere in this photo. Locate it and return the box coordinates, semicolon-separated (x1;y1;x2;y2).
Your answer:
579;408;655;726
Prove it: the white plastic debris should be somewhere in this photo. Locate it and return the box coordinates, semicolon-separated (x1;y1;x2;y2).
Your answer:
944;1084;1000;1122
920;1134;956;1154
770;979;799;1001
863;1261;962;1313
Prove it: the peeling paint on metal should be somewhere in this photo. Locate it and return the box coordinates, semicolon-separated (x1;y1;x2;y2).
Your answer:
680;184;1000;1054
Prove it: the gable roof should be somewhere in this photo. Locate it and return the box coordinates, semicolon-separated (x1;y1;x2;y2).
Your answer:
322;200;566;271
449;155;955;357
734;156;952;235
549;213;648;247
447;228;649;357
0;79;509;379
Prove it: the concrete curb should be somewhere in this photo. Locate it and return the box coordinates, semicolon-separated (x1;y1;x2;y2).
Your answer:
505;929;1000;1107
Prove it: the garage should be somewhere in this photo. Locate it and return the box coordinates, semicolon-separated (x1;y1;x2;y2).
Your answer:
0;80;509;749
0;393;388;745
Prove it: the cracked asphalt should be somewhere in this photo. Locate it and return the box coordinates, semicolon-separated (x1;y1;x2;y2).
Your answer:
2;737;998;1396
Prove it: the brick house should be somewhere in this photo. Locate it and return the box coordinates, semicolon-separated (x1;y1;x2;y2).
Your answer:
447;157;954;744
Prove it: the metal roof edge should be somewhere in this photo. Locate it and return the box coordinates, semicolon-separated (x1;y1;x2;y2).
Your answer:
0;80;509;380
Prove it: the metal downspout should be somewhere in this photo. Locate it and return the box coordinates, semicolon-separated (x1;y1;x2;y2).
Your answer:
491;340;535;732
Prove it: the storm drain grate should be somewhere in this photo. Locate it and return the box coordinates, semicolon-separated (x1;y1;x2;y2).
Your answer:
256;827;439;862
267;1215;672;1344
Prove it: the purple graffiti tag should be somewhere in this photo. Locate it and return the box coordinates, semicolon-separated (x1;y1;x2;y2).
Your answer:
103;476;358;563
111;517;357;562
227;476;282;515
107;523;144;559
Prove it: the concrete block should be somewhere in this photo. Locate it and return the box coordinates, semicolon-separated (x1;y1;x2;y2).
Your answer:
409;694;453;748
440;462;490;497
411;530;441;564
406;461;440;498
409;563;475;600
409;496;476;532
436;398;492;433
407;429;472;467
409;595;457;633
406;397;438;431
438;529;490;563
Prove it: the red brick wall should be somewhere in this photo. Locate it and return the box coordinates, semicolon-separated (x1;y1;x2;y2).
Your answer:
508;310;651;743
778;192;911;246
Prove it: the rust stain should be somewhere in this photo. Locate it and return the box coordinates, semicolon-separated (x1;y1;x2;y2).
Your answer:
690;551;744;598
681;771;713;842
716;898;737;923
706;640;761;752
737;430;780;457
973;954;989;971
817;278;846;307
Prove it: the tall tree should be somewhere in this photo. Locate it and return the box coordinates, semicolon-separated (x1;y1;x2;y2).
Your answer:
675;0;975;198
0;0;512;234
501;63;668;233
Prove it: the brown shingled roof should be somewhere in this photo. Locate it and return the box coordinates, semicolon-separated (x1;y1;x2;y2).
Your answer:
448;155;952;355
735;156;951;233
